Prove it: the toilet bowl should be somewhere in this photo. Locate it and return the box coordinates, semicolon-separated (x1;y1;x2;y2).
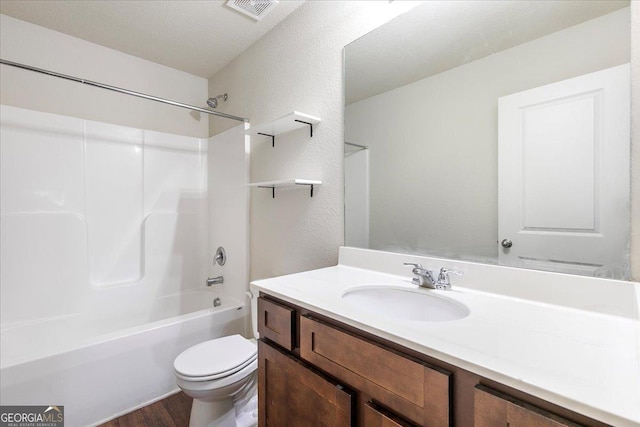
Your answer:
174;334;258;427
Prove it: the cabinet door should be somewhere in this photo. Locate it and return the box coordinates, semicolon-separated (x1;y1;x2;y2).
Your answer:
258;340;354;427
474;385;582;427
364;402;419;427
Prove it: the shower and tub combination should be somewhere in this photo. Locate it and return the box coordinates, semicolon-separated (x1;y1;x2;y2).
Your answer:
0;60;251;426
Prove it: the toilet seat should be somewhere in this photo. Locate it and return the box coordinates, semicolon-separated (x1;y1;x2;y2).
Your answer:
174;335;257;382
175;358;258;394
175;354;256;382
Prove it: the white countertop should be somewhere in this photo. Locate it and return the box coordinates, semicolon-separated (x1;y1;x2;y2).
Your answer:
251;265;640;427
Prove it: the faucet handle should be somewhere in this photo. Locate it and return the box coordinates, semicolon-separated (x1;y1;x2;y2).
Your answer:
403;262;423;269
404;262;425;280
439;267;462;276
405;263;437;288
437;267;462;284
213;246;226;266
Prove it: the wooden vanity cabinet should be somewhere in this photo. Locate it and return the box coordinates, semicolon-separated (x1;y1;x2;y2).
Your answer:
257;295;610;427
257;295;450;426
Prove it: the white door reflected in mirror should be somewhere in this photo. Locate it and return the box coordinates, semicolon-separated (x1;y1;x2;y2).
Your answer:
498;64;630;277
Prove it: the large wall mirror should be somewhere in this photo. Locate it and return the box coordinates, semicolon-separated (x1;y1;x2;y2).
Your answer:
344;1;631;279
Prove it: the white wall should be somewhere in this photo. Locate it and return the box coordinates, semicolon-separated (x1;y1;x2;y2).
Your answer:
207;1;420;280
345;9;630;261
0;15;208;138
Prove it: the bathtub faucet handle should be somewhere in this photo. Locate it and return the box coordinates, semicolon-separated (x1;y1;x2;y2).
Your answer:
206;276;224;286
214;247;226;266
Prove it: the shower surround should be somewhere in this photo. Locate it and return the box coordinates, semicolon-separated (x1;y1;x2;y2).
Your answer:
1;105;209;325
0;105;248;425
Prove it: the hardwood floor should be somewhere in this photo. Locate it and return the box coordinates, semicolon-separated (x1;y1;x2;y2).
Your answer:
99;392;192;427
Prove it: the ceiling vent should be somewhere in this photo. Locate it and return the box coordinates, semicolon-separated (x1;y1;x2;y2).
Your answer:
226;0;279;21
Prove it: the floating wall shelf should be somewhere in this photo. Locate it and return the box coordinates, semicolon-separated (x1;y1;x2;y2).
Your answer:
247;111;321;147
247;179;322;198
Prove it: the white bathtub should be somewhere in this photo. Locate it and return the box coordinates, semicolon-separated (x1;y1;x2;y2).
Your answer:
0;289;247;426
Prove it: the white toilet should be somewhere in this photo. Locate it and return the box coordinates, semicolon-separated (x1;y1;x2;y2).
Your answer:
174;298;259;427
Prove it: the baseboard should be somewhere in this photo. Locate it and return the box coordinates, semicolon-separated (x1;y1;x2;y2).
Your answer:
90;387;182;426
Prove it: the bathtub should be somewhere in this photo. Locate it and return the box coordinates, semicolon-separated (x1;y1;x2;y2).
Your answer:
0;289;247;426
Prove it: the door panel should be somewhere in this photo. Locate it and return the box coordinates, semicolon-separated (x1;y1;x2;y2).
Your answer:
521;95;596;230
498;64;630;276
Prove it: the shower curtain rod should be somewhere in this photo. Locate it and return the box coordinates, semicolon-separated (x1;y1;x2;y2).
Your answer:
0;59;248;123
345;141;368;149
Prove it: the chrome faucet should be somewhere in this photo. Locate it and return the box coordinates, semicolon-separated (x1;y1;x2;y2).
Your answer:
404;263;462;290
206;276;224;286
435;267;463;290
404;263;436;288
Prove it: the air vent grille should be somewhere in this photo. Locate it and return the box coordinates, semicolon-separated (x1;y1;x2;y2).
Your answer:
226;0;279;21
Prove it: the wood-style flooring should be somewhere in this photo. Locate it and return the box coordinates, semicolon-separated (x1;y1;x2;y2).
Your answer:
99;392;192;427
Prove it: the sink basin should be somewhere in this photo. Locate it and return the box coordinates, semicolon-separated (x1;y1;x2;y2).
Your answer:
342;286;469;322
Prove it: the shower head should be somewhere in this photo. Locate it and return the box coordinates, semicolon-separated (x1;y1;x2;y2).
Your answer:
207;93;228;109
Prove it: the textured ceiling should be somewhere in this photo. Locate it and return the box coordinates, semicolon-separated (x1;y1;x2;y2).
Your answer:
345;0;629;104
0;0;305;78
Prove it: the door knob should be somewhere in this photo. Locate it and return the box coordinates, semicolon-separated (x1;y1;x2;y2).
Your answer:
501;239;513;248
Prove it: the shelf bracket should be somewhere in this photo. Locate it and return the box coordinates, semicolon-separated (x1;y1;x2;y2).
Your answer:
295;183;315;197
257;132;275;147
258;186;276;198
294;120;313;138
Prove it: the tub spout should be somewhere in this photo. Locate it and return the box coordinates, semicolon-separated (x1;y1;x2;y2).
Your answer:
206;276;224;286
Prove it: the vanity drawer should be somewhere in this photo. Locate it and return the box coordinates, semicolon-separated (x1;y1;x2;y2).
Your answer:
300;315;451;427
474;385;583;427
257;297;295;351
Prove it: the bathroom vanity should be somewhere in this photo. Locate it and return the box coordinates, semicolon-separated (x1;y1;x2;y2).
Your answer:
251;248;640;427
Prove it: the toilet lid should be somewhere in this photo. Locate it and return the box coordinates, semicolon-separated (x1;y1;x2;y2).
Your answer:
174;335;257;378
